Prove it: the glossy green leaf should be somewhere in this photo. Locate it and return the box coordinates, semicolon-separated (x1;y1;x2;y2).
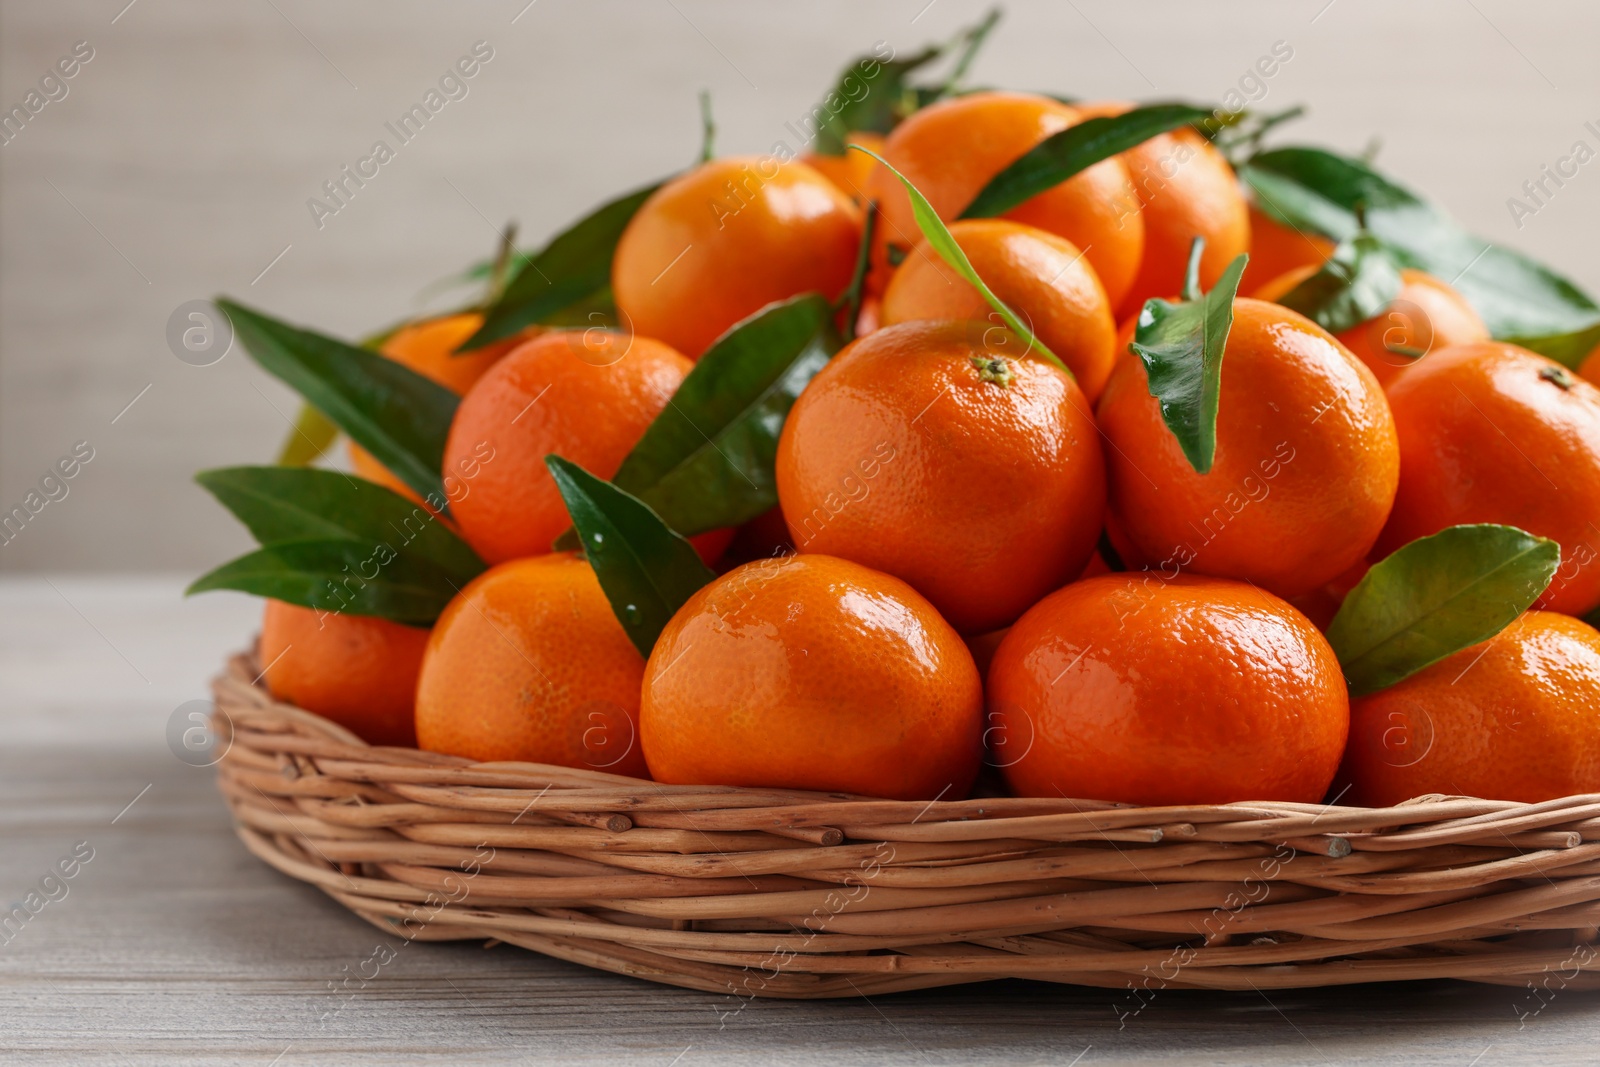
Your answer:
272;318;418;464
859;147;1066;374
959;103;1216;220
619;293;839;537
1240;146;1600;366
186;539;460;626
810;8;999;154
219;299;457;504
195;466;485;584
274;404;340;467
1275;232;1403;335
1129;251;1248;474
545;457;716;658
1327;524;1560;697
463;181;662;350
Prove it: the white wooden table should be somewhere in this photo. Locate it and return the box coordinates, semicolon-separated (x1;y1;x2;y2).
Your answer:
3;576;1598;1064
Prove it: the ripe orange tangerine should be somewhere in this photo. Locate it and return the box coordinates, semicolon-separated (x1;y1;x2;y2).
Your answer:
1253;266;1488;390
776;319;1105;634
868;91;1144;308
1377;341;1600;617
988;573;1348;804
612;156;863;359
801;131;884;203
1339;611;1600;806
259;600;429;747
641;553;983;800
415;554;649;777
442;330;692;565
1238;203;1333;295
1074;100;1251;320
879;218;1118;401
1097;298;1399;599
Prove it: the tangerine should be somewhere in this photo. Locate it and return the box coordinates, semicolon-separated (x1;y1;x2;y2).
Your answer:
1339;611;1600;805
988;573;1348;804
1376;341;1600;616
868;91;1144;308
612;155;863;359
1075;101;1250;320
640;553;983;800
1580;343;1600;386
442;330;692;564
414;554;649;776
878;218;1118;401
1253;266;1488;390
801;131;884;203
1238;203;1333;294
259;600;429;747
1097;297;1399;598
776;319;1105;634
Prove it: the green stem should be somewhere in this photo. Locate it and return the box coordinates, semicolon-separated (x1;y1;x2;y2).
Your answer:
836;201;879;343
698;89;715;163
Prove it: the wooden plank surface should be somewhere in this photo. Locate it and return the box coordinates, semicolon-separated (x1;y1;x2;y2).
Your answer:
2;575;1599;1064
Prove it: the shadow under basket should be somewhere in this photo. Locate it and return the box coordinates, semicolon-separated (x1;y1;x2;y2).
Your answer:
212;651;1600;999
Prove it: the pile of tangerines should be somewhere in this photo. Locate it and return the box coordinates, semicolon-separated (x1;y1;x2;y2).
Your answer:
203;69;1600;812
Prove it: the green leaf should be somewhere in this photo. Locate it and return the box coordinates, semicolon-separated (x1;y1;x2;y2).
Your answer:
274;404;340;467
1327;524;1561;697
1129;250;1248;474
186;539;460;626
463;181;663;350
858;147;1067;375
1240;146;1600;366
614;293;839;538
219;299;457;504
959;103;1217;220
1275;232;1403;335
194;466;485;584
810;8;1000;154
545;457;716;658
273;318;421;465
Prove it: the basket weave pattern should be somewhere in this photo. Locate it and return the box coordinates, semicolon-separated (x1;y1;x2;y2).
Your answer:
213;652;1600;998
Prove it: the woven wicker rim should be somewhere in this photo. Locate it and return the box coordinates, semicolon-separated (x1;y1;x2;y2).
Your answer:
212;651;1600;999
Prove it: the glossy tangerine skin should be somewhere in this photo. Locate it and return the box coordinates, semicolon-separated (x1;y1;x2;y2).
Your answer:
879;219;1119;402
1253;266;1488;390
641;554;983;800
868;92;1144;309
1237;204;1334;295
1097;298;1400;599
988;573;1348;804
260;600;429;747
612;156;863;359
1075;101;1251;321
443;330;691;565
1376;342;1600;616
1338;612;1600;806
348;313;531;505
415;554;649;777
1580;344;1600;386
776;320;1106;634
800;131;884;204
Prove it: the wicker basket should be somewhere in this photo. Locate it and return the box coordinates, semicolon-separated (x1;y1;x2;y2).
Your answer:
211;651;1600;999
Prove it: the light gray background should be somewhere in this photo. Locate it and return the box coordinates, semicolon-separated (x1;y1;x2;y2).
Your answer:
2;0;1598;574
